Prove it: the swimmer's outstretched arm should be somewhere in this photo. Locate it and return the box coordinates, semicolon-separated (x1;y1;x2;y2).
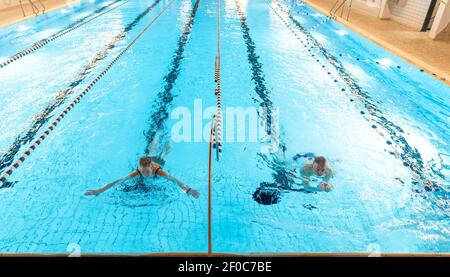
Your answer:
85;171;138;196
156;169;200;199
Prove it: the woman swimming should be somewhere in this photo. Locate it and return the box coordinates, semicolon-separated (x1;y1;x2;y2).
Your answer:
84;156;200;198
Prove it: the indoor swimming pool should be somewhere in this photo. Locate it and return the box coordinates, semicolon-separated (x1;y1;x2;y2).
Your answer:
0;0;449;254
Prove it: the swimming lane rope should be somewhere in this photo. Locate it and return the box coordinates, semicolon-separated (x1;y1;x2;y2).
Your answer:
0;0;129;69
290;0;331;31
212;0;223;159
0;0;177;188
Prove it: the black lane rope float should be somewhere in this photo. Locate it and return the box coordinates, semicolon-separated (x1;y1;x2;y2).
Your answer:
270;1;450;209
234;0;274;136
143;0;201;154
0;0;177;188
0;0;129;69
0;0;165;179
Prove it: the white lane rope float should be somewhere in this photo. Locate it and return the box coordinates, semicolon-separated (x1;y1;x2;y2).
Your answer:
0;0;129;68
0;0;177;188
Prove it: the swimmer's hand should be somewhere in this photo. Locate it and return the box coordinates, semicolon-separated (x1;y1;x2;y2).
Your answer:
84;189;102;196
186;188;200;199
318;183;333;192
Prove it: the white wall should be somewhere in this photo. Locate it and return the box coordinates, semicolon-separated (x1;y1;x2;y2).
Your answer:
429;1;450;38
388;0;432;30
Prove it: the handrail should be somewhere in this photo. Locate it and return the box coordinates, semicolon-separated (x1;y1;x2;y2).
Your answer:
207;113;220;256
329;0;352;20
207;118;213;256
207;0;222;257
346;0;352;20
329;0;340;16
17;0;46;17
207;114;218;256
36;0;46;14
19;0;26;17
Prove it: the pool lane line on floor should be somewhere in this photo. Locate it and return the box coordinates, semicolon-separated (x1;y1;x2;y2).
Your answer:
270;1;450;210
0;0;165;178
0;0;129;69
143;0;201;154
0;0;177;188
233;0;274;136
234;0;315;206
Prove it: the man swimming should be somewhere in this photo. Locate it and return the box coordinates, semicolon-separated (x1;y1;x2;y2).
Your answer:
85;156;200;198
299;156;333;192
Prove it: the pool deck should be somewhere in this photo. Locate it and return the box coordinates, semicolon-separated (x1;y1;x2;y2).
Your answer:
0;0;81;29
304;0;450;85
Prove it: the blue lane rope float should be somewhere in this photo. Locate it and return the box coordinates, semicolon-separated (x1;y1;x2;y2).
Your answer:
0;0;164;176
270;0;450;212
0;0;177;188
0;0;129;69
309;16;331;31
292;0;331;31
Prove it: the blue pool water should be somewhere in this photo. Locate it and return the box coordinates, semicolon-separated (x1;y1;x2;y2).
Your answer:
0;0;449;254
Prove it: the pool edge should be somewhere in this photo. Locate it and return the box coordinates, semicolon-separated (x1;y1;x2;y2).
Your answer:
0;0;82;29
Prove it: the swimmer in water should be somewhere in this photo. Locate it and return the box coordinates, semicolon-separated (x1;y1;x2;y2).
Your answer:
299;156;333;192
84;156;200;198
